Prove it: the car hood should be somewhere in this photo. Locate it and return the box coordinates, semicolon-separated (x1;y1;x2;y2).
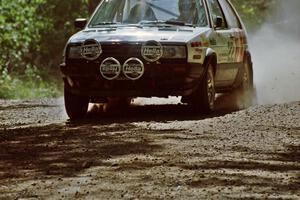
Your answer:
68;26;211;44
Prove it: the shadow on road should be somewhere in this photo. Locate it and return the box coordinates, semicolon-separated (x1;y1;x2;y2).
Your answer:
0;93;243;182
0;123;162;180
1;123;299;191
0;94;299;198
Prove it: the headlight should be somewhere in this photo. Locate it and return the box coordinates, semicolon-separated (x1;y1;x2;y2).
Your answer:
68;46;82;59
163;46;186;59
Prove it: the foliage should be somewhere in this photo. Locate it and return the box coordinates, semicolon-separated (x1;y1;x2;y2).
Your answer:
0;0;93;99
0;0;63;99
0;0;47;72
231;0;275;31
0;65;61;99
37;0;91;69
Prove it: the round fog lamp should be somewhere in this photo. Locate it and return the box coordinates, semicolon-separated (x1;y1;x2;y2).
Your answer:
100;57;121;80
123;58;144;80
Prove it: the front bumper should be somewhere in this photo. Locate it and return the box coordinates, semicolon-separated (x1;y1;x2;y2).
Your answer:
60;61;204;97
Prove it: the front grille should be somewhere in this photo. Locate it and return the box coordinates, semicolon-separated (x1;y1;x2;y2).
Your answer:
67;42;186;64
101;43;142;60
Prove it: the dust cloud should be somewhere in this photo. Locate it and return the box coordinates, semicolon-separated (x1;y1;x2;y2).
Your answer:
250;0;300;104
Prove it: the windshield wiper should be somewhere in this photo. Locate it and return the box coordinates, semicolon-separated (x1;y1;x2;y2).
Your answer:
165;20;194;27
139;20;167;25
91;22;119;27
91;22;144;28
140;20;194;27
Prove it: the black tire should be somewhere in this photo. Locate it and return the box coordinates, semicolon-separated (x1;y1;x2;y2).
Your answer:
116;97;132;108
64;86;89;120
189;64;216;114
234;58;255;109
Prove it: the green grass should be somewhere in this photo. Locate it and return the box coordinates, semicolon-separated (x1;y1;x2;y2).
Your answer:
0;66;62;99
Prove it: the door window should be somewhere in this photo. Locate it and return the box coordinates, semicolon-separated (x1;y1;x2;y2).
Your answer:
206;0;227;29
219;0;241;28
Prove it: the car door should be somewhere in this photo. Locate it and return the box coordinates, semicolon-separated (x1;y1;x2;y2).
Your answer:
206;0;237;87
219;0;245;64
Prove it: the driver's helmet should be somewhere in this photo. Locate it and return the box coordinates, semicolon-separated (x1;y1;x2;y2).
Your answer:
127;1;156;23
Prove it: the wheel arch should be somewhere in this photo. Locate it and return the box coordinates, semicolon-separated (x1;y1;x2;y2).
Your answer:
205;48;217;76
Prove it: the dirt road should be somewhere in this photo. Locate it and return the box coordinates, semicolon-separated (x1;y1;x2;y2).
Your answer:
0;97;299;199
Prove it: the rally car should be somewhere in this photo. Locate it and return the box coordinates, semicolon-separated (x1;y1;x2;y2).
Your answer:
60;0;254;119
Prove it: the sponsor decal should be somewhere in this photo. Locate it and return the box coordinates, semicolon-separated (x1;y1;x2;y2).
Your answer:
123;58;144;80
141;40;163;62
195;48;203;53
193;55;202;60
81;39;102;60
100;57;121;80
228;30;245;63
237;31;246;62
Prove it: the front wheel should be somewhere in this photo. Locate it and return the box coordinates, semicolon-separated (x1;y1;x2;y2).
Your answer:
189;64;216;114
64;86;89;120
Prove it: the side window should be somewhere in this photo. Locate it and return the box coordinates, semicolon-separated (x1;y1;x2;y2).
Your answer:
219;0;241;28
207;0;227;29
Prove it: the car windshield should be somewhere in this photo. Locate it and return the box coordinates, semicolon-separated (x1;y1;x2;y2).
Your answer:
89;0;208;27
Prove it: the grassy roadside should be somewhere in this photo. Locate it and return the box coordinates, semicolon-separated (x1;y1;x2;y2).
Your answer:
0;66;62;99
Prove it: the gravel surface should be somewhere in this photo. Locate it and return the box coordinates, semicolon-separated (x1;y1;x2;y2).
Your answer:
0;97;299;199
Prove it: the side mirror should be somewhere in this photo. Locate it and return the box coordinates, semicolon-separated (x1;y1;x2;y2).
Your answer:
214;16;223;29
74;18;87;29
